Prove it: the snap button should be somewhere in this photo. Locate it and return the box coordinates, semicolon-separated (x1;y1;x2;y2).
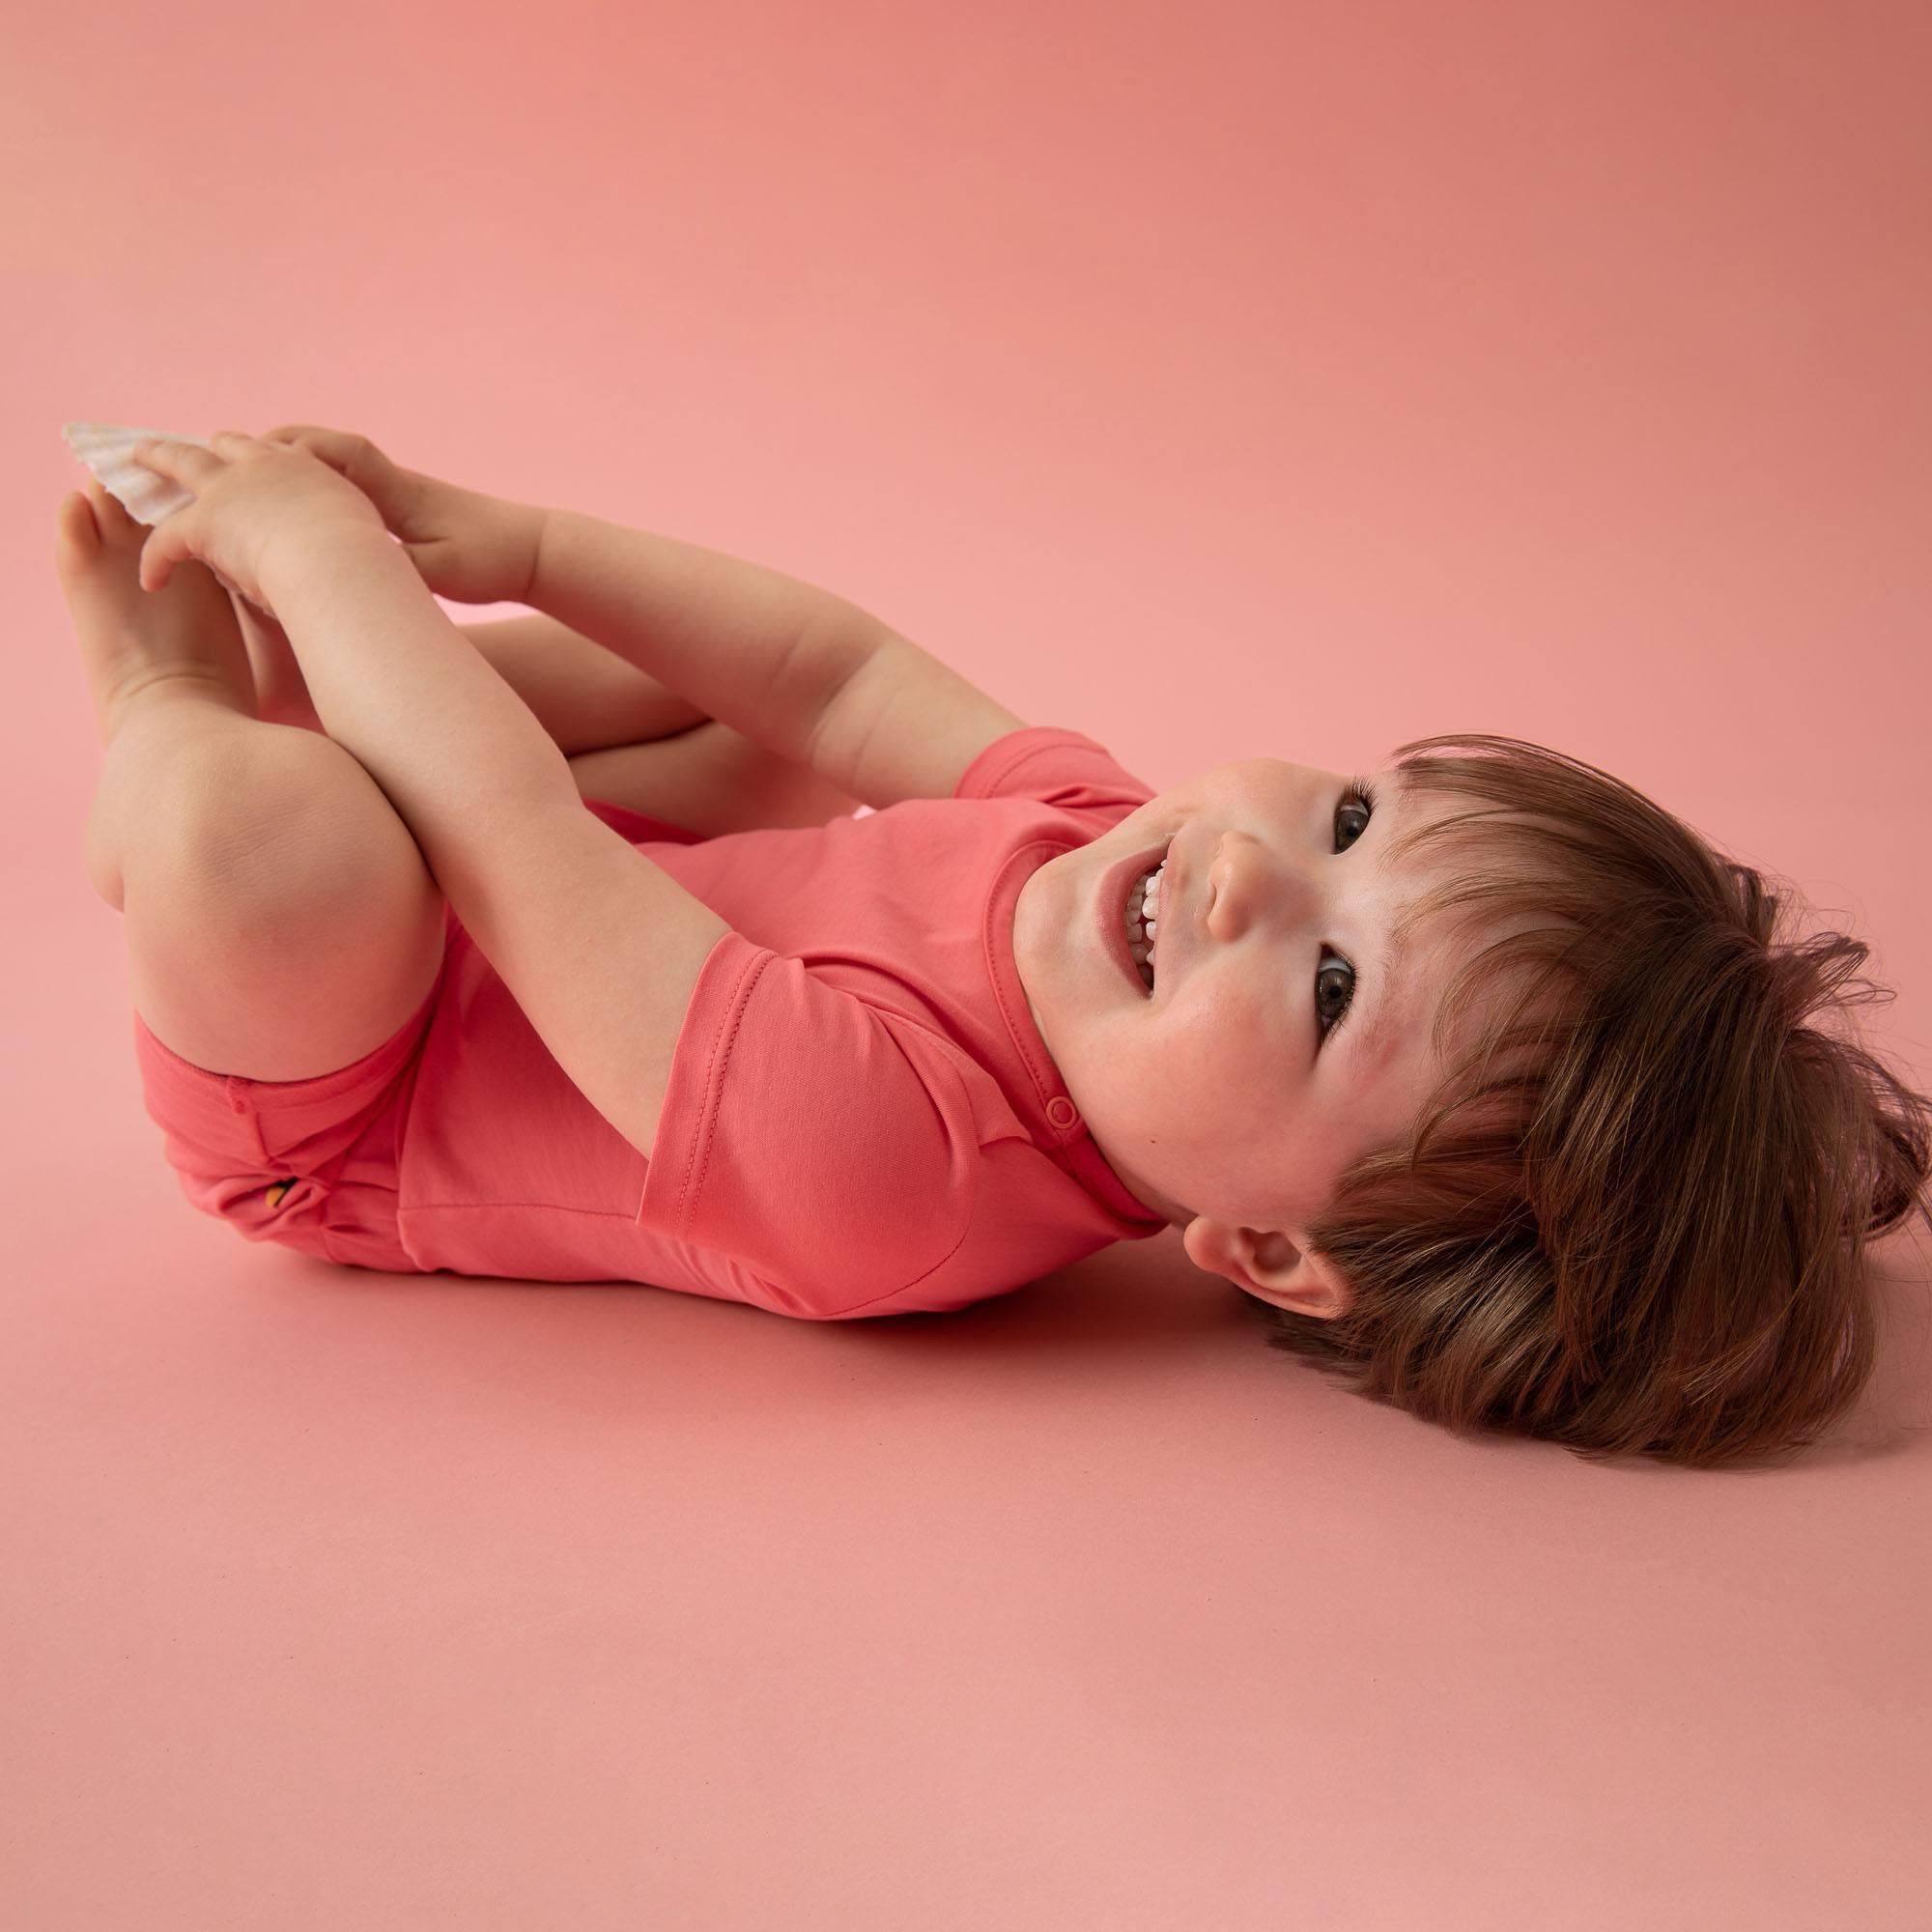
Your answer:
1046;1095;1079;1129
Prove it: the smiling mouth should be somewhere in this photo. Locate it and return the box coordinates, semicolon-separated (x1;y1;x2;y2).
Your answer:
1119;845;1170;996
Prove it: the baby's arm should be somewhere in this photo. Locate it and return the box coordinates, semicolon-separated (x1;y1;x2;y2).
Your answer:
455;602;1029;811
238;592;855;833
255;480;1032;807
526;508;1030;810
798;630;1030;809
526;508;884;770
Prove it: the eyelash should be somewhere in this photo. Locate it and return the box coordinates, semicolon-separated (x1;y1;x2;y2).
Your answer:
1317;777;1378;1043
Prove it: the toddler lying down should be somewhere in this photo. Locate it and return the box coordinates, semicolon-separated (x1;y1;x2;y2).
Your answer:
58;421;1931;1468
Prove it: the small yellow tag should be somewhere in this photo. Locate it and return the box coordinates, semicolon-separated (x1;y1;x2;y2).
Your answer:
265;1179;295;1209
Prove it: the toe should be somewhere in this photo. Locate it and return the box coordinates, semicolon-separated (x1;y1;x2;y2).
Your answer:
55;489;100;566
85;477;136;533
54;485;143;605
73;482;154;568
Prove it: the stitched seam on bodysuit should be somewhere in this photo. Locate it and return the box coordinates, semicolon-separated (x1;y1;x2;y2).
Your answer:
829;1210;979;1316
673;943;768;1241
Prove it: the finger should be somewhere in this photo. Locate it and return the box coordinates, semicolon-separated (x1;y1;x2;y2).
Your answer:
129;438;220;485
261;425;361;471
137;525;181;595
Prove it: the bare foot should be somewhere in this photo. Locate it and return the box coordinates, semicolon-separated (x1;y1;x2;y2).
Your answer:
54;477;257;749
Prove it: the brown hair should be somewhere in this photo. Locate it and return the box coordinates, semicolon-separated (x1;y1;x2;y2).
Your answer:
1246;733;1932;1468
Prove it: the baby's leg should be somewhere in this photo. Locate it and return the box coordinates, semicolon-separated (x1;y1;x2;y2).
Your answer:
59;486;446;1084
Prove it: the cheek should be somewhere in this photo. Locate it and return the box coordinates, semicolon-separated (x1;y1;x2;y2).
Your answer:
1173;980;1293;1068
1145;987;1296;1116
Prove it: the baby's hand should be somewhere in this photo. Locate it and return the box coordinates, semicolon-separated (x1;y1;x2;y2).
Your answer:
127;431;386;608
258;423;544;606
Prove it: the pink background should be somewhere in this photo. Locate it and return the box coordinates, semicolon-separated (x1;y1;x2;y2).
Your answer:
6;3;1930;1926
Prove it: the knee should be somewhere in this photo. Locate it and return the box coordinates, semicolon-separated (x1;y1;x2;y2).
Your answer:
146;727;438;936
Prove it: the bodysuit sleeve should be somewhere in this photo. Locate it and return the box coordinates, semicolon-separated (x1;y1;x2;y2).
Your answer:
633;930;995;1319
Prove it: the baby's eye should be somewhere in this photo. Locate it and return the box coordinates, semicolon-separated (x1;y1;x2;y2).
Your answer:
1316;952;1355;1037
1333;784;1374;852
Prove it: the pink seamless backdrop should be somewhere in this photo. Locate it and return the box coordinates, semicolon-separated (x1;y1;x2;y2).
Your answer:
5;4;1929;1927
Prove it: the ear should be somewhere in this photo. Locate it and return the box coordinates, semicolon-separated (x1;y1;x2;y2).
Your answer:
1180;1218;1353;1320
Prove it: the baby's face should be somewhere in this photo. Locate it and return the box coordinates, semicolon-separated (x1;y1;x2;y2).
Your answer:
1011;755;1473;1308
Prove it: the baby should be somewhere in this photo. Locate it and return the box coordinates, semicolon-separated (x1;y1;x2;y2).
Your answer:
58;425;1931;1470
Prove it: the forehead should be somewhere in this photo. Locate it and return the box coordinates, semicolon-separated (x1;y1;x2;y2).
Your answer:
1350;772;1487;1077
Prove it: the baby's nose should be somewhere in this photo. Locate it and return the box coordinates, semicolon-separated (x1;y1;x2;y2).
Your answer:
1217;834;1321;932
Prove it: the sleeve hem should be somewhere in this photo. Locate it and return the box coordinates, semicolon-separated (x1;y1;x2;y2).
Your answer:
952;724;1103;801
632;930;771;1236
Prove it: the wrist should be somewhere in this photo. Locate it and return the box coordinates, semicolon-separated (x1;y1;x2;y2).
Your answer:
523;500;562;609
505;497;551;606
454;484;549;606
261;524;421;611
